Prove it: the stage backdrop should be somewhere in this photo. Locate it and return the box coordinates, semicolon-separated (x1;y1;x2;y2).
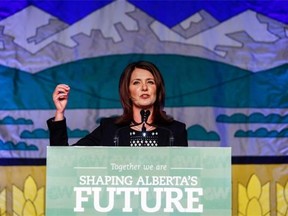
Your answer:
0;1;288;215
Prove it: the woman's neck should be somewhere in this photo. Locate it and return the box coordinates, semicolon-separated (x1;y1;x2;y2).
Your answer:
133;107;153;124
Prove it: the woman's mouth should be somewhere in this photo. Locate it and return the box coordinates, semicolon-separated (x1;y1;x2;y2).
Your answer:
140;94;150;99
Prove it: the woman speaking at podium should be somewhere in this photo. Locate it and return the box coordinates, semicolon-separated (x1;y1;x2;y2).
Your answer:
47;61;188;147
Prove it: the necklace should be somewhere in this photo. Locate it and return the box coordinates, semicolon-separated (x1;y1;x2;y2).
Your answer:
132;123;154;131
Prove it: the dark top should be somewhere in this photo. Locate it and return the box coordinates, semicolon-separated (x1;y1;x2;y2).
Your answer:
129;129;160;147
47;117;188;147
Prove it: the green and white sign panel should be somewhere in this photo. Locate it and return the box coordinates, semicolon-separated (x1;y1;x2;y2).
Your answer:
46;147;231;215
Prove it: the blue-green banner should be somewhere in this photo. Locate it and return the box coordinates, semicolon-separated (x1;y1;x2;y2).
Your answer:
1;0;288;159
46;147;231;215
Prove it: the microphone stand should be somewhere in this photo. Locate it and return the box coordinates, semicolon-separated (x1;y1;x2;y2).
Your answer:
145;122;174;147
140;110;150;138
141;110;174;146
114;110;148;146
113;120;143;146
114;109;175;147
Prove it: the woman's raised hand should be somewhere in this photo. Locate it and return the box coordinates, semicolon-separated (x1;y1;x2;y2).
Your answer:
52;84;70;121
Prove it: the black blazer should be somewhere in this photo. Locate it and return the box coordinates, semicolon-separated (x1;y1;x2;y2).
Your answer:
47;117;188;147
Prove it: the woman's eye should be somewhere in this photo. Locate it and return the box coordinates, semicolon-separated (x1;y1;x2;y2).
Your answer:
133;81;140;85
147;80;155;84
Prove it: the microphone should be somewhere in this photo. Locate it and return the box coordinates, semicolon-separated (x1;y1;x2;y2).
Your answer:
140;110;150;137
114;110;174;147
140;110;150;124
114;110;150;146
141;110;174;146
141;123;147;137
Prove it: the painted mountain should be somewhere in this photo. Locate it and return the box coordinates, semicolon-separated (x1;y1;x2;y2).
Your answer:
0;0;288;158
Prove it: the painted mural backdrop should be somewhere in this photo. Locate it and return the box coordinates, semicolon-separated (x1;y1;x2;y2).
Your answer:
0;0;288;215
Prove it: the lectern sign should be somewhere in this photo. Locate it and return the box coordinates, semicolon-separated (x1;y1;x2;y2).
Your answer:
46;147;231;215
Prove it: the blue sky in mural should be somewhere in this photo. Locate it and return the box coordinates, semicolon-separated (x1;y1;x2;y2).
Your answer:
0;0;287;26
128;0;288;26
0;0;113;24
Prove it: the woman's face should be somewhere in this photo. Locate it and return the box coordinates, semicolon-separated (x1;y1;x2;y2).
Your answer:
129;68;157;110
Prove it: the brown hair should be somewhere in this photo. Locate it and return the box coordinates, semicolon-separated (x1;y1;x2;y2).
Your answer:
116;61;173;125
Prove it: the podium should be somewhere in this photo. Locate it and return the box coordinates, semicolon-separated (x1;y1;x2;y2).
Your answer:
46;147;231;215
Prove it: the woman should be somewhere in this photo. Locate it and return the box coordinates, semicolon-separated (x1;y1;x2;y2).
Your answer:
47;61;188;147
